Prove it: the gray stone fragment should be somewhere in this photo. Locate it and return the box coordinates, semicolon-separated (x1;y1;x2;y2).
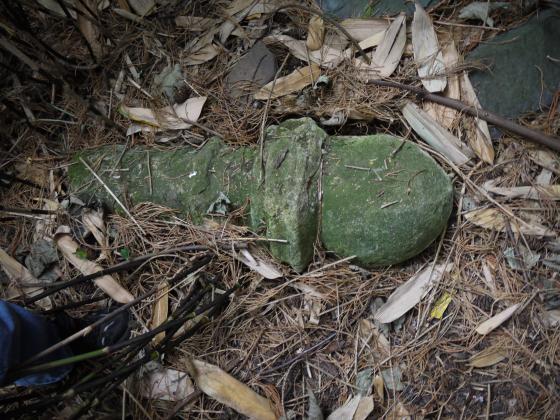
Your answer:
226;42;277;100
468;10;560;119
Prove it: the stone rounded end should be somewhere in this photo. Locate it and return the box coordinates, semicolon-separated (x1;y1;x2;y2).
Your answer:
321;135;453;266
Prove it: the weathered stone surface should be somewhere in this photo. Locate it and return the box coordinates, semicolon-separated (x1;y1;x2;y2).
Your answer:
321;135;453;266
226;42;277;100
251;119;326;271
468;10;560;118
68;118;453;271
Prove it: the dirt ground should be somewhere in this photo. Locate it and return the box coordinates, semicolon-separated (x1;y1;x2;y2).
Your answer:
0;1;559;419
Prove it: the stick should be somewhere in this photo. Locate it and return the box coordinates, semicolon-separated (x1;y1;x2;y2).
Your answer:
368;79;560;153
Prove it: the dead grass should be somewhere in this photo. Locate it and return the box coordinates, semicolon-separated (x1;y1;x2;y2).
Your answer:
0;0;559;419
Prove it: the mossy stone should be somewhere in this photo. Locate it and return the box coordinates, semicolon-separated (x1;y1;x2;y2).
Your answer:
321;135;453;266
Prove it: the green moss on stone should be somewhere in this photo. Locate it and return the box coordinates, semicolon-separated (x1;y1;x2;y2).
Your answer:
321;135;453;266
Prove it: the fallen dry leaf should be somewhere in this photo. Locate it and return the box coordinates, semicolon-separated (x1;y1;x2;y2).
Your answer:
402;101;472;165
0;247;52;309
234;247;282;279
424;40;460;128
264;34;345;69
475;303;521;335
140;366;195;401
373;375;384;402
411;3;446;92
469;345;507;367
326;396;361;420
150;282;169;345
461;72;494;163
174;16;220;31
255;64;321;100
354;13;406;79
527;149;560;175
120;97;207;132
354;396;374;420
77;0;102;59
465;208;555;237
306;16;324;51
55;231;134;303
375;263;453;324
357;319;391;362
340;18;389;42
186;359;277;420
483;181;560;201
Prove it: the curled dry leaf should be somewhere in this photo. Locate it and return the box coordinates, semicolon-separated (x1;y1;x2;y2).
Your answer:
150;282;169;345
354;13;406;79
55;232;134;303
357;319;391;362
340;18;389;42
424;40;460;128
120;97;207;132
375;263;453;324
234;247;282;279
483;181;560;201
186;359;277;420
306;16;324;51
0;248;52;309
402;102;472;165
411;3;446;92
465;208;555;237
255;64;321;100
174;16;220;31
527;149;560;175
140;366;195;401
461;72;494;164
475;303;521;335
469;345;507;367
326;396;361;420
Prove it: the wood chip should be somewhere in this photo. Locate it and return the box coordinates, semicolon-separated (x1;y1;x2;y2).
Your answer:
475;303;520;335
411;3;446;92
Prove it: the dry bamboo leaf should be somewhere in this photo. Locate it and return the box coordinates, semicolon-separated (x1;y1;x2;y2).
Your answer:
465;208;555;237
340;18;389;42
186;359;277;420
15;161;49;188
128;0;154;16
387;402;411;419
234;247;282;279
0;248;52;309
77;0;102;59
411;3;446;92
402;102;472;165
82;208;107;260
326;396;361;420
357;319;391;361
461;72;494;163
475;303;521;335
219;0;259;43
542;309;560;328
185;44;219;65
354;13;406;79
375;263;452;324
306;16;324;51
140;366;195;401
354;396;374;420
469;346;507;367
120;97;207;131
55;233;134;303
174;16;219;31
264;35;345;69
483;182;560;201
255;64;321;100
150;282;169;345
424;40;460;128
527;149;560;175
373;375;384;402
